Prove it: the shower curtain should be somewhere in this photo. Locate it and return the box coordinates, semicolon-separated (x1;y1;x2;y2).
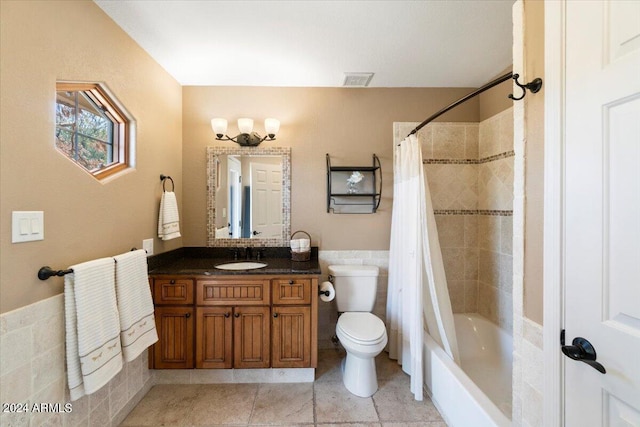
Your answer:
387;133;460;401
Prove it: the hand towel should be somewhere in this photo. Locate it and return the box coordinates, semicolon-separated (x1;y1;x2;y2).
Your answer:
113;249;158;362
158;191;181;240
64;258;122;401
215;226;229;238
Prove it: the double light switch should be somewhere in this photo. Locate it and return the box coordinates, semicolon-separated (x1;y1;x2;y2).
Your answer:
12;211;44;243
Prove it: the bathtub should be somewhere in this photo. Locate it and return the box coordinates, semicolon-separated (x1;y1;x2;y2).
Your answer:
423;313;512;427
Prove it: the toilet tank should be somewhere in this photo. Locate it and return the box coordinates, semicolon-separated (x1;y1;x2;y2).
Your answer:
328;265;379;312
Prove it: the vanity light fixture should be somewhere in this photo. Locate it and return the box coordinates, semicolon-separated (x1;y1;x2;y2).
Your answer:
211;117;280;147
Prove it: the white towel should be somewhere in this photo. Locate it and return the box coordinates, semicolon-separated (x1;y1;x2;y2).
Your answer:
113;249;158;362
158;191;181;240
64;258;123;401
215;226;229;238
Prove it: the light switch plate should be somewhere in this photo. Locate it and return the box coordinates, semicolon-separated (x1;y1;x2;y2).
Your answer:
12;211;44;243
142;238;154;256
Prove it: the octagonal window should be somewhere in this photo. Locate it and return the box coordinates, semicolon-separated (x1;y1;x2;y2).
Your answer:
55;82;133;180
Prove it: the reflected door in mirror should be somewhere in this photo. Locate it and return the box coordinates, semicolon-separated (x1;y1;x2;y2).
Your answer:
251;162;282;238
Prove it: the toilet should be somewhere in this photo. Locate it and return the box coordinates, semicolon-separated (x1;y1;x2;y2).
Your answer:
329;264;388;397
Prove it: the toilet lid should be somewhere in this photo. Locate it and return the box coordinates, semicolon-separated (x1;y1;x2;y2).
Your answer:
337;312;386;344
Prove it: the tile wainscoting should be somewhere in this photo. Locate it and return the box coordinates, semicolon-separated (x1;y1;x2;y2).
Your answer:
0;294;153;427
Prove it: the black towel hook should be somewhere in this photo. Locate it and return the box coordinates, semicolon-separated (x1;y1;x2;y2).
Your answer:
508;73;543;101
160;174;175;192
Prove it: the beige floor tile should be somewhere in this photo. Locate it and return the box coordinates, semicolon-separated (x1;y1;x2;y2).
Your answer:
250;383;314;424
120;347;447;427
373;378;443;423
315;348;345;383
383;423;447;427
188;383;258;425
315;381;379;423
119;384;200;426
375;352;405;381
317;424;382;427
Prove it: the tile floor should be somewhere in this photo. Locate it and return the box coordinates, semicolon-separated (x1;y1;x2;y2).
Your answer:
120;349;446;426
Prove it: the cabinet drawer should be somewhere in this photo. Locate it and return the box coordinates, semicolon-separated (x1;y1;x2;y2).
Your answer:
197;279;270;306
272;278;311;305
153;278;194;305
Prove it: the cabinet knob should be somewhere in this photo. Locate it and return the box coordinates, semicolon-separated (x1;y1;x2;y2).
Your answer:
288;280;294;285
170;279;176;285
273;312;279;318
234;312;240;318
224;312;230;318
185;312;191;318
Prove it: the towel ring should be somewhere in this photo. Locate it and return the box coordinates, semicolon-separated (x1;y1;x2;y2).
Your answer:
160;174;175;192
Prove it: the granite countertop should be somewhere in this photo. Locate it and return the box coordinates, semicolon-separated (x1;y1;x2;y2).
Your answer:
148;247;321;276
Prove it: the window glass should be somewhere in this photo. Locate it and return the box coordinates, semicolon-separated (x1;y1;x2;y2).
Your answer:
55;83;131;180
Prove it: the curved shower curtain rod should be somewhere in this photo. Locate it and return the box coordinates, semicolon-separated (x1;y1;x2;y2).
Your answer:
406;72;542;137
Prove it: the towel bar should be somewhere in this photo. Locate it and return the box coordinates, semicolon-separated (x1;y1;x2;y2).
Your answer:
39;248;145;280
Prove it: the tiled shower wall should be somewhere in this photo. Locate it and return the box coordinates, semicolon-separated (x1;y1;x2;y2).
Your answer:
0;294;153;427
477;109;514;334
395;107;514;334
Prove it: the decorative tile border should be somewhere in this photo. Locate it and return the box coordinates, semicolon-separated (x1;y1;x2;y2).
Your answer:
424;158;478;165
206;146;291;247
423;150;515;165
434;209;513;216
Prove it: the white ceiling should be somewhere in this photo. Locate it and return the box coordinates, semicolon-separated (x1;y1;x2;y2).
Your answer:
95;0;514;88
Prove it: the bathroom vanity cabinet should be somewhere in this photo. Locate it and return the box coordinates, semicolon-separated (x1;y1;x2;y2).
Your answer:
149;274;318;370
152;277;195;369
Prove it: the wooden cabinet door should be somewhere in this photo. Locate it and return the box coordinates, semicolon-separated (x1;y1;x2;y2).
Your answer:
196;307;232;369
272;279;311;305
272;306;311;368
153;306;194;369
233;306;270;368
153;278;194;305
197;279;270;306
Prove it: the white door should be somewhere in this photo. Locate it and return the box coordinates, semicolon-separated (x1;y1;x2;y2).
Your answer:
563;1;640;425
227;156;242;238
250;162;282;238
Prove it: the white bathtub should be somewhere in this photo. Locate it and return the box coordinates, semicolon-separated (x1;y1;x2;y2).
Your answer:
423;313;512;427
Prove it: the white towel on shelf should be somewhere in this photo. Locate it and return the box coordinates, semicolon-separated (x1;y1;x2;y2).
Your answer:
113;249;158;362
64;258;122;401
158;191;181;240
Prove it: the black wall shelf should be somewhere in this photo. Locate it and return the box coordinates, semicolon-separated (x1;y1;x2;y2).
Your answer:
326;154;381;214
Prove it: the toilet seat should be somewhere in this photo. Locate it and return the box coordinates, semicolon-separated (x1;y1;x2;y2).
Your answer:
337;312;386;346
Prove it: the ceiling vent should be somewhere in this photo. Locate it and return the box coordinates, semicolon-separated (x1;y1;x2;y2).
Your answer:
343;72;374;87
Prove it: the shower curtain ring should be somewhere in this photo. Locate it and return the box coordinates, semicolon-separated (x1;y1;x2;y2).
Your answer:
508;73;543;101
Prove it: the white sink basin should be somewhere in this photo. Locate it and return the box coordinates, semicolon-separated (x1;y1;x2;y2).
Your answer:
214;262;268;271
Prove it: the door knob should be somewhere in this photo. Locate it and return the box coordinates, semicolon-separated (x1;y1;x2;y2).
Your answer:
234;312;240;318
224;312;230;318
273;313;279;318
561;335;606;374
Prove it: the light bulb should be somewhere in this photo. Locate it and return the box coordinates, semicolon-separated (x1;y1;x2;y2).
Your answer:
264;118;280;138
237;118;254;134
211;118;227;137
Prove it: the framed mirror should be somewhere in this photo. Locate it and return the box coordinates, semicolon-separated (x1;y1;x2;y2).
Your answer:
207;146;291;247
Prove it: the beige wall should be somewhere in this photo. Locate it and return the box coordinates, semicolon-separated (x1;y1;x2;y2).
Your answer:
182;87;479;250
479;66;514;121
523;0;544;324
0;0;183;313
